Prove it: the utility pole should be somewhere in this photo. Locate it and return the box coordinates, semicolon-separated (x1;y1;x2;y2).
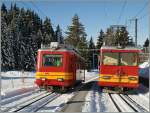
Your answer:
135;18;138;47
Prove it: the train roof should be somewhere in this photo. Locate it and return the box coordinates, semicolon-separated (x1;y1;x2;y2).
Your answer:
101;46;141;50
39;47;76;52
38;43;85;61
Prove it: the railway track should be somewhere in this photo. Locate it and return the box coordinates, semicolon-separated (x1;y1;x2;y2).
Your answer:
15;84;84;112
120;94;149;112
1;91;47;112
1;89;40;106
1;81;87;112
108;93;149;112
108;93;122;112
1;91;61;112
13;92;60;112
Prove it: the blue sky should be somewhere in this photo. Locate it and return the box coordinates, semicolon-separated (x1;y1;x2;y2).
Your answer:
3;0;149;46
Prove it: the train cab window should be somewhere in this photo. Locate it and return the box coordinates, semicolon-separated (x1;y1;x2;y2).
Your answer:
43;54;63;67
103;53;119;66
120;53;137;66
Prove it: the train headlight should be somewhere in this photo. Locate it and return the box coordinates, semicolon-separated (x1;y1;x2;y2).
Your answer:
101;76;111;79
128;77;137;80
57;78;64;82
40;78;46;81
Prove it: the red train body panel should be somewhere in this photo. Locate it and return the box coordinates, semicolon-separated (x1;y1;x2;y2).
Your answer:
98;46;141;89
35;44;85;89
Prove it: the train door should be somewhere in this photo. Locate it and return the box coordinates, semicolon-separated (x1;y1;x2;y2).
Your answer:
118;52;139;84
76;58;81;81
70;54;76;85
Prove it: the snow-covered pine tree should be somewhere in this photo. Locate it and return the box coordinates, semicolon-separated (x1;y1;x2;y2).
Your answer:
65;14;87;48
88;37;95;69
1;18;15;71
1;3;7;14
17;32;26;70
42;17;55;45
96;29;104;49
1;3;62;71
65;14;88;69
115;27;129;47
143;38;149;47
55;25;64;43
37;29;43;49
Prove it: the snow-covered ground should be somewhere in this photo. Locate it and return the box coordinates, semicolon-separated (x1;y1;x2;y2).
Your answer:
1;70;98;101
1;70;98;95
82;83;118;112
82;83;149;112
1;71;36;93
1;70;99;112
37;93;74;112
84;69;99;83
1;69;149;112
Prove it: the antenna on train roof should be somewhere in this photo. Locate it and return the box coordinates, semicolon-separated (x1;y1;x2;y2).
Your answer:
116;43;125;49
50;42;59;49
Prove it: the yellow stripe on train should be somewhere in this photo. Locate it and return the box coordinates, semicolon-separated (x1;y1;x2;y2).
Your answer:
36;72;73;80
99;74;138;83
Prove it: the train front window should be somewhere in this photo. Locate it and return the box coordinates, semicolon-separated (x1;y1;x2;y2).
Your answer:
120;53;137;66
43;55;63;67
103;53;119;66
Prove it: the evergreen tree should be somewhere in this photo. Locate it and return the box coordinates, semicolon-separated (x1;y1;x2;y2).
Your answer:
65;14;88;63
143;38;149;47
1;17;15;70
65;14;87;48
103;28;115;46
115;27;129;47
37;29;43;48
104;26;129;47
96;29;104;49
88;37;95;69
55;25;63;43
1;3;64;71
42;17;55;45
1;3;7;13
17;32;26;70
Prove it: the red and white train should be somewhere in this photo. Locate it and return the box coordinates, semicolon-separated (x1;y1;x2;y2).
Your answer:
35;42;85;91
98;46;142;92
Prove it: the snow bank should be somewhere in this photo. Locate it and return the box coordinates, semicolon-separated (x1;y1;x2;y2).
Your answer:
84;70;99;82
1;71;35;78
139;61;149;78
1;71;36;93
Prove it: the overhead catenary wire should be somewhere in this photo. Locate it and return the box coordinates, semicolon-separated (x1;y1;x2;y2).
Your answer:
133;0;149;19
103;1;108;20
125;0;148;26
30;1;64;32
30;1;47;18
125;0;149;42
138;12;148;20
117;0;127;24
22;1;66;34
